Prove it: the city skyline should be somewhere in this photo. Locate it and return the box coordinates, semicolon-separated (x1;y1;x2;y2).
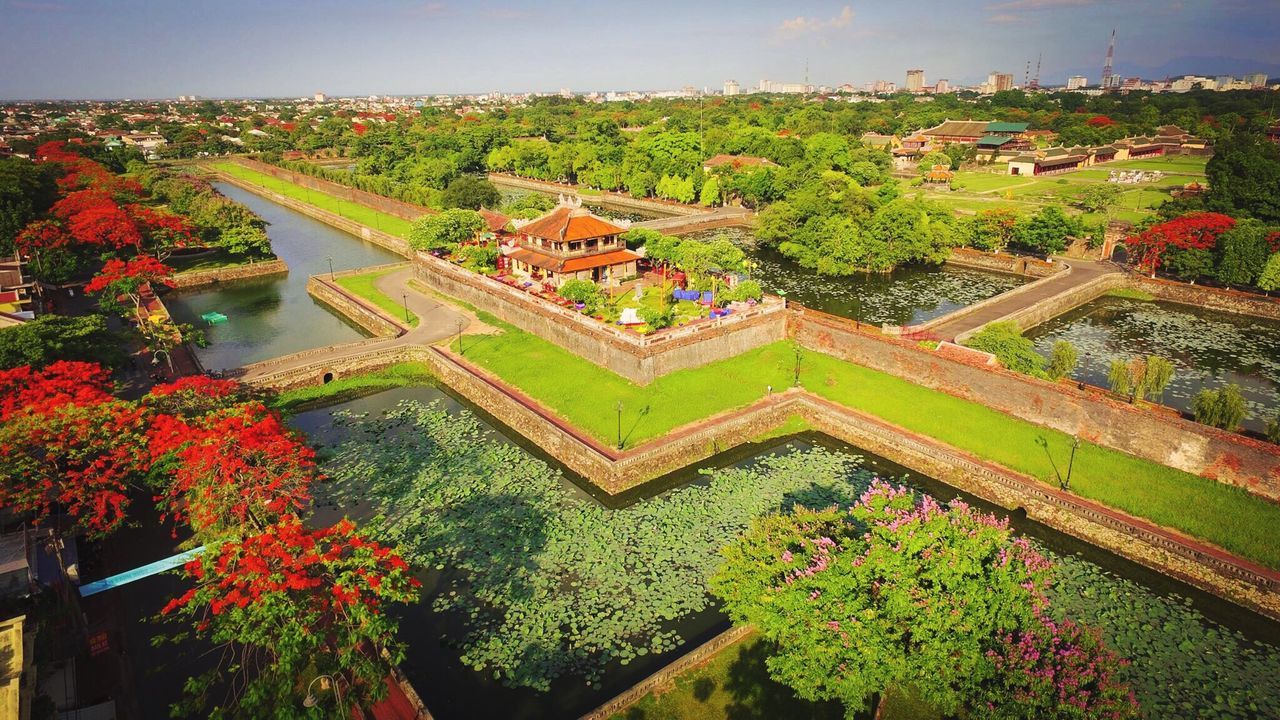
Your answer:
2;0;1279;100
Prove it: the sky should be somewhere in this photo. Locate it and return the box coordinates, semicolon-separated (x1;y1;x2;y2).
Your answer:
2;0;1278;100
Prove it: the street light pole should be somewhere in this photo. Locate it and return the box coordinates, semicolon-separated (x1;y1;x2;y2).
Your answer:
615;400;624;450
303;675;346;720
326;255;334;280
402;293;410;323
456;318;464;355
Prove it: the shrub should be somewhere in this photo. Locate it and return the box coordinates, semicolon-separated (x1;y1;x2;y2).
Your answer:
1108;355;1175;404
1192;384;1248;431
723;279;763;304
964;322;1045;377
1045;341;1078;381
557;279;602;312
639;304;676;330
454;243;498;273
1267;414;1280;444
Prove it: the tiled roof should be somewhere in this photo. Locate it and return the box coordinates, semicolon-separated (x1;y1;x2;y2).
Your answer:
478;209;511;233
561;249;641;273
977;135;1014;147
519;207;626;242
922;119;991;138
985;121;1029;133
703;154;777;168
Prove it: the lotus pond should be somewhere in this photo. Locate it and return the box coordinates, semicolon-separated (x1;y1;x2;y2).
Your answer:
289;385;1280;720
681;227;1031;326
1025;295;1280;433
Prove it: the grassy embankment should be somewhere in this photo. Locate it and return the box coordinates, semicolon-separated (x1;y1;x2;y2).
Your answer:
271;362;434;412
609;632;937;720
210;161;415;237
333;267;419;327
215;158;1280;570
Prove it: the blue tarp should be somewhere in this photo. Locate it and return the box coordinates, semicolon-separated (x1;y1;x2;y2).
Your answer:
79;546;205;597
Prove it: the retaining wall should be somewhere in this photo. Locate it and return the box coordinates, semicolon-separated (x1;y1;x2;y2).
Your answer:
244;346;1280;619
306;275;405;338
1130;275;1280;322
412;252;789;384
170;258;289;289
227;157;433;221
946;248;1059;278
961;270;1128;340
791;307;1280;500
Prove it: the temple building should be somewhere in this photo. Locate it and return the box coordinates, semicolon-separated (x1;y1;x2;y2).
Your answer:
504;197;640;287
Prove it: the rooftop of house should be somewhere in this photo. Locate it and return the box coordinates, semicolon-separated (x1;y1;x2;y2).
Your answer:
984;121;1029;133
518;205;627;243
478;209;511;234
702;154;778;169
921;119;992;138
977;135;1014;147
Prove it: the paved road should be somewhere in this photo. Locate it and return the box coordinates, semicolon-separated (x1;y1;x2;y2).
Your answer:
236;265;467;382
924;258;1121;342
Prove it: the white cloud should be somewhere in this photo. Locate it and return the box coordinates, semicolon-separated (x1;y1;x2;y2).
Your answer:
406;2;447;17
776;5;855;41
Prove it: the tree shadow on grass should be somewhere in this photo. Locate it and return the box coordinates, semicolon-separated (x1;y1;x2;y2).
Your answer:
722;638;846;720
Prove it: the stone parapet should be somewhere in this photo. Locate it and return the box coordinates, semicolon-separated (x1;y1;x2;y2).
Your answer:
171;258;289;289
1130;274;1280;322
306;275;406;338
946;248;1060;278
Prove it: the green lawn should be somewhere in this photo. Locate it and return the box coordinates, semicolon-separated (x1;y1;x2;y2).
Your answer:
170;249;275;274
1105;156;1209;174
334;267;418;327
611;632;935;720
950;172;1035;193
272;362;435;412
210;161;415;237
450;324;1280;569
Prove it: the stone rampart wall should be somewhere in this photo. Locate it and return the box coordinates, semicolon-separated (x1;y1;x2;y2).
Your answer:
946;248;1059;278
230;157;433;221
245;346;1280;618
958;271;1128;341
306;276;405;338
1130;275;1280;322
412;252;789;384
791;307;1280;501
171;258;289;289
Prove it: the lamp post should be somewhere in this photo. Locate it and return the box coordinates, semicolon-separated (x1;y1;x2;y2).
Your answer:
326;255;334;280
793;344;802;387
302;675;346;720
455;318;464;355
402;293;410;323
615;400;624;450
1063;435;1081;491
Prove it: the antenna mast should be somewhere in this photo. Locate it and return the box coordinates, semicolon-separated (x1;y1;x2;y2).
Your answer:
1102;28;1116;90
1032;53;1042;90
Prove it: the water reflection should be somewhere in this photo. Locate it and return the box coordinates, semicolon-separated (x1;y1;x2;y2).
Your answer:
684;227;1030;326
1026;296;1280;431
164;181;403;370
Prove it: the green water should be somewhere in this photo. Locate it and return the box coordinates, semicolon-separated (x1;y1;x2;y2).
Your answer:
164;182;402;371
683;227;1031;326
1026;296;1280;432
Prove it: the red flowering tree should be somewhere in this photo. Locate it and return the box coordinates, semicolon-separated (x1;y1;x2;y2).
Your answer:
144;375;261;419
1086;115;1116;127
1124;212;1237;275
0;362;148;537
66;202;143;249
85;255;174;321
127;204;195;259
147;402;315;536
160;515;420;717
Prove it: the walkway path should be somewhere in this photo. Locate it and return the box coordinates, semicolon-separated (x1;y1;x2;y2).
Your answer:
234;265;467;382
922;257;1122;342
630;205;753;234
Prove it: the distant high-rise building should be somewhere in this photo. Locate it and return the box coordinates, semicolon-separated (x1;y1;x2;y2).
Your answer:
986;72;1014;93
934;79;950;94
723;79;740;96
906;69;924;92
1243;72;1269;88
758;79;811;94
559;88;572;98
1067;75;1088;90
1214;75;1234;90
314;92;327;102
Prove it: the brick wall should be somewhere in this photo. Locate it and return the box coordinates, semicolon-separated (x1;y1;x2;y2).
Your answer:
488;173;704;217
791;307;1280;501
170;258;289;289
306;275;405;338
1131;275;1280;322
947;248;1059;278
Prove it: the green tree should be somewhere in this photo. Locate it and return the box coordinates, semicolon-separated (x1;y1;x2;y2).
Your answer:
1265;413;1280;444
0;157;59;253
1162;247;1215;282
962;208;1021;253
1213;219;1272;287
1192;384;1248;431
0;314;125;370
1075;184;1123;218
964;321;1046;377
918;151;951;175
408;209;485;252
1108;355;1175;404
1046;340;1078;381
557;278;603;312
698;176;721;206
441;176;501;210
1259;252;1280;292
1205;133;1280;223
216;225;272;257
1016;206;1080;255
